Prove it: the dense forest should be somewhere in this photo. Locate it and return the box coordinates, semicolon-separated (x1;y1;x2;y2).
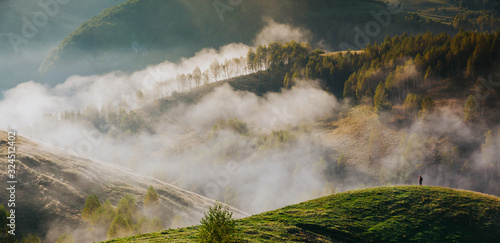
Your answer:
54;30;500;133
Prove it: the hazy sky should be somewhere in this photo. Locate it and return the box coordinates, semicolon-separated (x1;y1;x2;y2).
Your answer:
0;0;127;94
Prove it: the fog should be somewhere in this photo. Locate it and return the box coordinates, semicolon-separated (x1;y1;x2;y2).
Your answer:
1;19;342;219
13;81;345;212
1;12;499;242
254;18;312;45
378;107;495;191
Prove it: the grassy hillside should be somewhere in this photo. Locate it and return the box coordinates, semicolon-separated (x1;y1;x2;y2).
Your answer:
39;0;456;80
102;186;500;242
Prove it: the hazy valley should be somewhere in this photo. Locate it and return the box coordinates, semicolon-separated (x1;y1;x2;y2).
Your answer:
1;0;500;242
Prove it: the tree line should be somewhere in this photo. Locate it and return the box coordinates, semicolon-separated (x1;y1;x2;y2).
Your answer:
285;30;500;115
79;185;163;240
49;31;500;135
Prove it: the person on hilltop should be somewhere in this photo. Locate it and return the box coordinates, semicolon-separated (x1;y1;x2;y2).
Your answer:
419;175;423;185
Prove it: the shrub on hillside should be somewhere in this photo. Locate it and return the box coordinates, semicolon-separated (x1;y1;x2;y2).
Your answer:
197;201;238;243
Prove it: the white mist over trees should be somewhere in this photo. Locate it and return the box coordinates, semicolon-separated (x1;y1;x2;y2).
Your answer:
0;14;500;242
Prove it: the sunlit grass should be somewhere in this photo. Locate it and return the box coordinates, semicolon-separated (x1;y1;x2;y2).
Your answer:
102;186;500;242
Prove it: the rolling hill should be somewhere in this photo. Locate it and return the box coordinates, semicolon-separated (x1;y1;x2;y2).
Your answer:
39;0;456;81
0;130;247;242
102;186;500;242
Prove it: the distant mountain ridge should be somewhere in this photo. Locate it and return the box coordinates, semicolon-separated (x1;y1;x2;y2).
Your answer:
0;0;128;92
39;0;457;81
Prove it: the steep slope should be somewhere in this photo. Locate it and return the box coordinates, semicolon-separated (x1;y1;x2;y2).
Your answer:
104;186;500;242
0;0;127;91
0;130;247;242
39;0;453;80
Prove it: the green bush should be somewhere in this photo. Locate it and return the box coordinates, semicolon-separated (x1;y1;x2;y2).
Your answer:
197;201;238;243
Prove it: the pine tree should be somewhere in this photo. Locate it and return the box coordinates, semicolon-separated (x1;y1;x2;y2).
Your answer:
403;93;420;117
464;95;479;123
424;66;433;90
107;214;132;239
116;194;137;225
82;194;101;221
373;82;384;106
284;72;292;89
419;96;435;118
374;82;391;113
144;185;160;207
90;199;116;227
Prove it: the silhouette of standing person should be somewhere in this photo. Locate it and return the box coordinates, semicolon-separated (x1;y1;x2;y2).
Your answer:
419;175;423;185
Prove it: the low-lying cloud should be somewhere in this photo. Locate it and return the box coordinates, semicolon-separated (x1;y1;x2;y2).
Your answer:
254;18;312;45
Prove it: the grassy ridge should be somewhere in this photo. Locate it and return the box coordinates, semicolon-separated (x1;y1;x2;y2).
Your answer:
102;186;500;242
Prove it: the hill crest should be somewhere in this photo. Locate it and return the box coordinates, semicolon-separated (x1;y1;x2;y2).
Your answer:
104;186;500;242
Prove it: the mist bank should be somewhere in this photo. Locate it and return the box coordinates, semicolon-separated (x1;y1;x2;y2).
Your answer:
2;31;500;220
11;81;349;212
0;19;499;242
0;33;353;216
0;130;248;243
